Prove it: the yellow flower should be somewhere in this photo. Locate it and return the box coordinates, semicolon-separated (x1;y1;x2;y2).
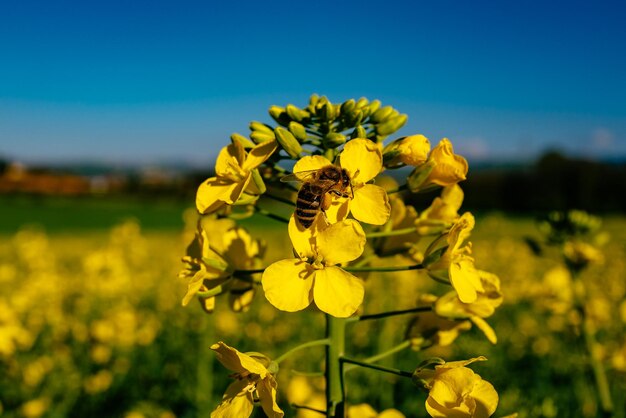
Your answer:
415;185;464;235
422;357;498;418
563;240;603;271
210;341;283;418
348;403;406;417
406;310;472;349
292;138;390;226
262;217;366;318
426;213;483;304
196;139;277;214
179;216;262;312
434;271;503;344
408;139;468;192
383;134;431;167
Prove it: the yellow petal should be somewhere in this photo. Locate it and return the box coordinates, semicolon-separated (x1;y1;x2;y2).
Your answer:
288;214;317;259
340;139;382;184
196;177;232;214
350;184;391;225
470;316;497;344
293;155;332;173
471;378;499;417
257;378;285;418
325;197;350;224
430;366;477;408
211;380;255;418
210;341;268;377
242;140;278;172
182;270;207;306
313;266;364;317
426;139;468;187
450;259;481;304
262;259;314;312
347;404;378;418
316;220;366;265
215;142;246;177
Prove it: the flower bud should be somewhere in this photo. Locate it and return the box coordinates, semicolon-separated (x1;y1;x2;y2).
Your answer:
275;127;303;158
370;105;394;123
421;139;468;188
250;131;276;144
376;114;408;136
286;104;309;122
249;121;274;134
230;133;255;149
340;98;356;115
407;160;436;192
288;121;307;141
383;134;431;168
269;105;291;126
350;125;367;140
323;132;346;148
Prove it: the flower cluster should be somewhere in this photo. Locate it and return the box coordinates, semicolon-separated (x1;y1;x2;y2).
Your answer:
180;95;503;417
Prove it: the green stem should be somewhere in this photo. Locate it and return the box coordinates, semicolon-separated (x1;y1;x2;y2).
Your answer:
344;341;412;373
326;315;346;418
264;193;296;206
571;269;614;416
275;338;330;364
255;207;290;223
344;263;424;273
366;227;416;239
347;306;432;323
341;357;413;378
291;403;326;415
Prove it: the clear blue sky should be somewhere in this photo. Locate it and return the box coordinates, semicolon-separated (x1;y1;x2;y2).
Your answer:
1;0;625;166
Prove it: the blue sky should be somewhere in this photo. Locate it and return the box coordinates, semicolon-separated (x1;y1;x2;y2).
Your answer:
1;0;625;166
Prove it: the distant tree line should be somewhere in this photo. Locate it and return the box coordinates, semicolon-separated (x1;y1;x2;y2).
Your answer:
445;152;626;213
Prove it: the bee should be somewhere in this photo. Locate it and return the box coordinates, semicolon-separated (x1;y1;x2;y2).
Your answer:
281;165;352;228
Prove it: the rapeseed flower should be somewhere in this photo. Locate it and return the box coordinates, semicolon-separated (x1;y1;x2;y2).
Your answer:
262;217;365;318
382;134;431;168
348;403;406;417
180;216;262;312
415;185;464;235
418;357;498;418
210;342;283;418
196;139;277;214
291;138;390;226
434;271;503;344
426;213;483;304
408;139;468;192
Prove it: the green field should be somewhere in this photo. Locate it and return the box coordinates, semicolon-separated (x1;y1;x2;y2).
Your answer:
1;196;625;417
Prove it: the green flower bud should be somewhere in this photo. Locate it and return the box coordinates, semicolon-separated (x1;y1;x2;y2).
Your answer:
356;97;370;109
230;133;255;149
269;105;291;126
320;102;336;121
275;127;303;158
323;132;346;148
249;121;274;135
286;104;309;122
250;168;266;194
370;104;392;123
376;114;408;136
288;121;307;141
250;131;276;144
350;125;367;140
340;99;356;115
407;160;436;192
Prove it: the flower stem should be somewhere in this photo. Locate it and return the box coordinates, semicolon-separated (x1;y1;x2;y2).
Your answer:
347;306;432;323
366;227;416;239
341;356;413;378
344;263;424;273
344;341;412;373
291;403;326;415
326;315;346;418
275;338;330;364
264;193;296;206
255;207;290;223
571;269;614;416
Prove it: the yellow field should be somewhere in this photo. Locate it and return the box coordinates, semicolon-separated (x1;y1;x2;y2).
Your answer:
1;213;625;417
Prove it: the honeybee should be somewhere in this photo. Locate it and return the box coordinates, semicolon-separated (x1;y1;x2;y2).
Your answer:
281;165;352;228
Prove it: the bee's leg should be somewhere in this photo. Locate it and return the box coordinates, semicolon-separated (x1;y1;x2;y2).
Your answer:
330;190;351;198
322;193;333;211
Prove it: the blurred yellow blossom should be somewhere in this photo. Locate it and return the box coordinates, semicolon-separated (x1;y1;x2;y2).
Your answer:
415;185;464;235
348;403;406;417
210;341;283;418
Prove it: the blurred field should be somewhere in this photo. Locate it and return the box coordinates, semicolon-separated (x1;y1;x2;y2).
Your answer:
1;197;625;417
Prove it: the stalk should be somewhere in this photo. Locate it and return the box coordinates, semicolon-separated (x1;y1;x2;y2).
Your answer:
325;315;346;418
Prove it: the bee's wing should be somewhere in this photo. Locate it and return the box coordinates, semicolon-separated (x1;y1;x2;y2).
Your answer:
280;170;319;183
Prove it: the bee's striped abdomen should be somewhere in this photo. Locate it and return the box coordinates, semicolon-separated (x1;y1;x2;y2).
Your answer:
296;183;322;228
